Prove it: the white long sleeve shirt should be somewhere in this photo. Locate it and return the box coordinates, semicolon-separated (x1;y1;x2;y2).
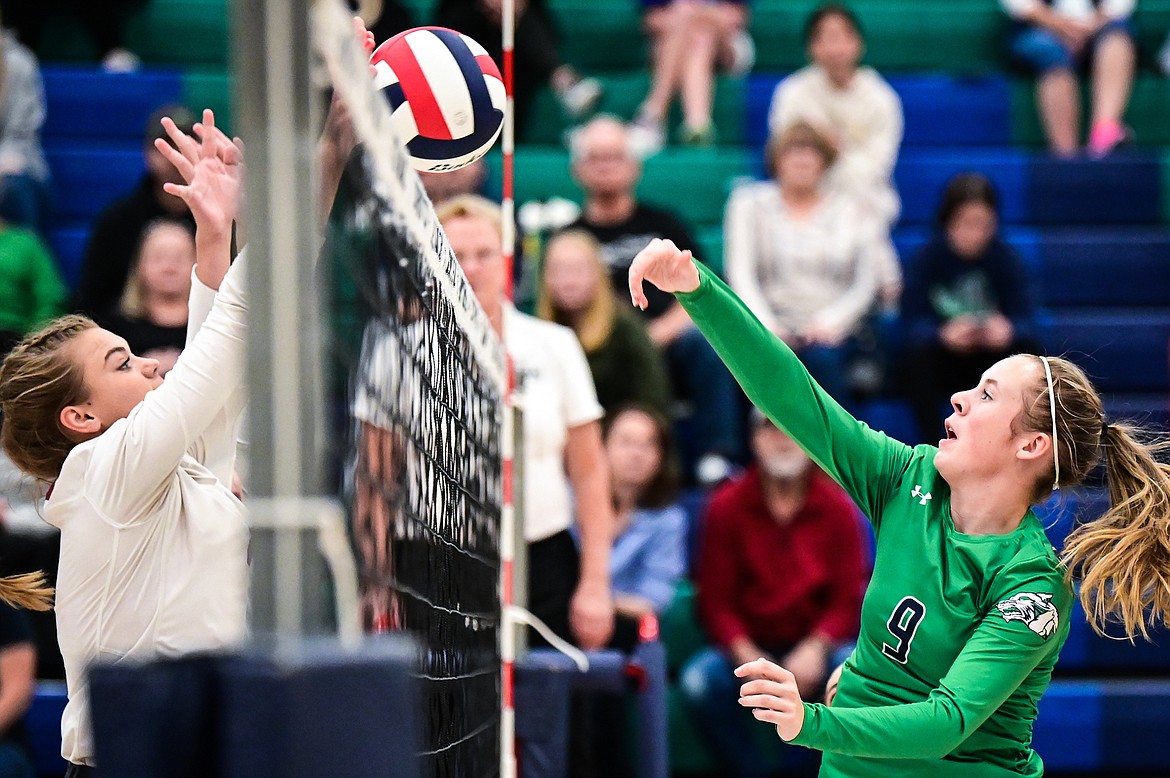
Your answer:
768;65;903;224
723;182;882;338
46;252;250;766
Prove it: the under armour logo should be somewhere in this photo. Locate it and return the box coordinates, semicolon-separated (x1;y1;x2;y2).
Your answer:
911;485;932;506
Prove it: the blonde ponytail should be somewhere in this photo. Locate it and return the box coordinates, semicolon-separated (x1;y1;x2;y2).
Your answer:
0;570;54;612
1060;423;1170;640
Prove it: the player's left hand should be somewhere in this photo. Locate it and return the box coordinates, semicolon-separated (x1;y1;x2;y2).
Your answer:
570;579;615;650
736;657;806;742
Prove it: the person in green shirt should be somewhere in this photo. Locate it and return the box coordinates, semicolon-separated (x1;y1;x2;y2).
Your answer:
628;237;1170;777
0;223;65;356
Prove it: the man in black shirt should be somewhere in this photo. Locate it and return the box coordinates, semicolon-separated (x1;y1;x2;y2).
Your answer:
567;116;742;482
73;104;197;316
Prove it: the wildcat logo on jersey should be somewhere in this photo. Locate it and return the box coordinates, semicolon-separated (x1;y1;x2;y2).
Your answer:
995;592;1059;639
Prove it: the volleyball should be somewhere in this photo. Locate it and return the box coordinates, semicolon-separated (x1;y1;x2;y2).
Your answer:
370;26;505;173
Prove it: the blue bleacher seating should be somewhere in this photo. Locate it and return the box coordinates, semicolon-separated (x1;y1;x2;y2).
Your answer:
46;227;90;291
1040;311;1170;393
1028;153;1164;226
27;682;67;778
1034;680;1170;773
42;67;183;144
46;148;145;222
1037;229;1170;307
895;149;1030;226
745;73;1013;148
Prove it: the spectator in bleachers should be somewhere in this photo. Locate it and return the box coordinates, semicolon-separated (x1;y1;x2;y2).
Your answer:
436;194;616;652
0;0;146;73
74;104;196;317
0;603;35;778
537;229;672;417
1002;0;1137;157
434;0;602;139
902;173;1040;444
767;4;903;236
0;28;49;237
724;121;885;409
601;403;685;650
627;0;754;153
0;221;66;359
680;408;864;777
568;116;743;485
98;219;196;377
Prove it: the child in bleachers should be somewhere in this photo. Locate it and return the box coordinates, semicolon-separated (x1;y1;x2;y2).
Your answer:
902;173;1040;444
627;0;754;153
537;229;672;418
768;4;902;244
99;218;196;376
1002;0;1137;157
723;121;888;409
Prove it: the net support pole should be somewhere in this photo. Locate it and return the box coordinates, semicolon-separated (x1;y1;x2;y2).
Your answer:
500;0;518;775
234;0;332;638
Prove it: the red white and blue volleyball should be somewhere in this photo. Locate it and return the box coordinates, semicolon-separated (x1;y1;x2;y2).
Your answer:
370;27;505;173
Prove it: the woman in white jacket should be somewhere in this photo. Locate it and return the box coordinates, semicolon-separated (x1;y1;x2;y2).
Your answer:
0;110;247;776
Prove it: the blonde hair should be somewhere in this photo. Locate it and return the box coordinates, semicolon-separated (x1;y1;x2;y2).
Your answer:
536;229;615;353
0;315;96;482
764;120;838;177
1015;355;1170;639
119;219;196;318
0;572;53;612
434;194;502;235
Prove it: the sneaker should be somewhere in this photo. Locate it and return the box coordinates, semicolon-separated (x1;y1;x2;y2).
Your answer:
678;123;716;147
557;76;603;119
101;47;142;73
1086;121;1133;159
627;115;666;158
725;30;756;77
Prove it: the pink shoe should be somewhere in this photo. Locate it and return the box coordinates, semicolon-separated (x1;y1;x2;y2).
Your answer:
1087;121;1132;159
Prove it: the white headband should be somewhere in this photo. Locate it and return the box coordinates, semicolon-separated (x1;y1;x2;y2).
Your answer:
1040;356;1059;490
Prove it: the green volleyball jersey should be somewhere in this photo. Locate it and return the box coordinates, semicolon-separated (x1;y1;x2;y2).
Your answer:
677;266;1074;777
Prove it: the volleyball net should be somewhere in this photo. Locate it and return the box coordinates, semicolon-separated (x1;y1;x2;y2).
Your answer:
311;3;504;774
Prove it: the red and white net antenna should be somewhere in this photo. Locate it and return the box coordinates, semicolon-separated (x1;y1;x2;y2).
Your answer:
499;0;518;774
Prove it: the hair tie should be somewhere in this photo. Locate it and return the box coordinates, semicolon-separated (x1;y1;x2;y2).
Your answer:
1100;419;1109;443
1039;356;1059;491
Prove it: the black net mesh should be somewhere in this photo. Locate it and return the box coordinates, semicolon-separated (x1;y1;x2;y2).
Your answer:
318;12;504;770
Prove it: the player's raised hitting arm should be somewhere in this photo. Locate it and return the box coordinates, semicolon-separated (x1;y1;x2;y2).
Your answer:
628;238;911;521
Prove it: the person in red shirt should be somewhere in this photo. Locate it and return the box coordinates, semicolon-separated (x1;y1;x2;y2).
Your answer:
680;408;866;776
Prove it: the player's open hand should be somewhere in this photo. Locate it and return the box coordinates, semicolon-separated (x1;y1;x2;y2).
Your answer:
735;657;806;742
158;109;244;239
628;238;700;310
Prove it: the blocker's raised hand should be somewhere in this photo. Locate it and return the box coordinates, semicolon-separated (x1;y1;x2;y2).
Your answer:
735;657;807;742
627;237;701;310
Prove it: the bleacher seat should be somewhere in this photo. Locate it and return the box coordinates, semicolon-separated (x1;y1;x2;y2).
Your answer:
42;67;183;144
1040;311;1170;393
46;148;144;222
27;682;67;778
745;74;1014;148
1037;229;1170;308
895;149;1030;226
1034;680;1170;773
1028;154;1163;226
46;227;90;292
